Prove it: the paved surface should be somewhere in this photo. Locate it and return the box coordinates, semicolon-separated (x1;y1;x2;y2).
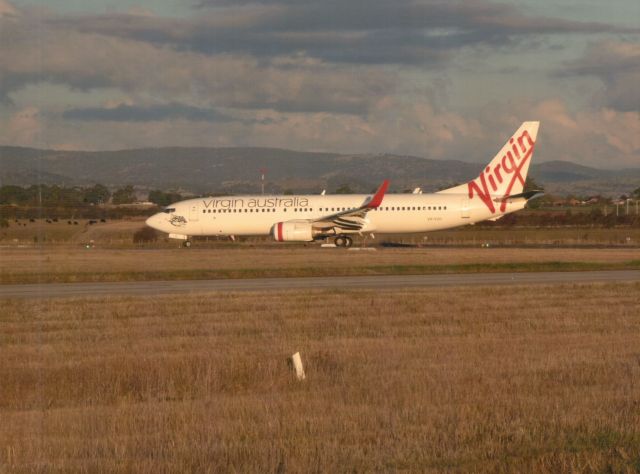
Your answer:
1;270;639;299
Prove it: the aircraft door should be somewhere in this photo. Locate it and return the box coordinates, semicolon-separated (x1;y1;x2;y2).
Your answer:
189;204;200;222
461;198;470;219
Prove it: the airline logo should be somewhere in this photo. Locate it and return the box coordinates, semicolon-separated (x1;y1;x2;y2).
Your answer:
468;129;535;213
202;197;309;210
169;215;187;227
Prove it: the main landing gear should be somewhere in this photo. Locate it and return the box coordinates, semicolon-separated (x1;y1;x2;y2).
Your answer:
182;240;192;248
334;235;353;248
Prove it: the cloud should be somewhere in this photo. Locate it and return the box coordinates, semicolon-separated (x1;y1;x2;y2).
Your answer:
562;40;640;112
504;99;640;168
0;0;638;170
0;4;395;115
3;96;638;169
63;103;236;122
3;106;42;146
49;1;636;66
0;0;17;18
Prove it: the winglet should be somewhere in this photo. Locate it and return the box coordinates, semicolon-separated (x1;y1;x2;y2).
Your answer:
366;180;389;208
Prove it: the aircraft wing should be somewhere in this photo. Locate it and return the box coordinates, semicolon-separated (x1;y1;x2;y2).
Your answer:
310;180;389;232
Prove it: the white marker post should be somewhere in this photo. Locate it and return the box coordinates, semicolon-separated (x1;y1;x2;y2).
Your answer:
290;352;306;380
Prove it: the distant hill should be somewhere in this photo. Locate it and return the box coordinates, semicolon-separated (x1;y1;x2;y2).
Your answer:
1;145;638;197
530;160;640;197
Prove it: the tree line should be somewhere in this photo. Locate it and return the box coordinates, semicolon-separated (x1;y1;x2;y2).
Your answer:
1;183;638;224
0;184;183;207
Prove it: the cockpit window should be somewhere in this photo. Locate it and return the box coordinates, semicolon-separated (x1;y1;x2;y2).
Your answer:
162;207;176;213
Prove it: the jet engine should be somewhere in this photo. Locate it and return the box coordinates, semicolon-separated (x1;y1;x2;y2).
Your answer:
271;221;315;242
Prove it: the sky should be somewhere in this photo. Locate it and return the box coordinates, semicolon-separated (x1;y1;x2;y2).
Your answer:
0;0;639;168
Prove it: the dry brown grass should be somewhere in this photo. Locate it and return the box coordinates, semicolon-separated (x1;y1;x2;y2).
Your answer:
1;246;639;284
1;283;639;472
0;219;143;245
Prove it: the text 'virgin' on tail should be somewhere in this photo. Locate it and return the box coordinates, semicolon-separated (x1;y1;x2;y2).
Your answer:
438;121;539;213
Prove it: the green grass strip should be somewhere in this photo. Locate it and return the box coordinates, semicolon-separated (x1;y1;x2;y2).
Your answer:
2;260;640;285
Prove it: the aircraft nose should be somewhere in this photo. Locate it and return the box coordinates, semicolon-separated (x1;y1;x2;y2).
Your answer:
145;213;163;230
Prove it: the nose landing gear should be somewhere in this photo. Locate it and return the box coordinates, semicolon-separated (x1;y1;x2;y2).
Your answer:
334;235;353;248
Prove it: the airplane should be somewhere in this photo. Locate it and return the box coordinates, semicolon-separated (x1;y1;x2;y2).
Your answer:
145;122;542;247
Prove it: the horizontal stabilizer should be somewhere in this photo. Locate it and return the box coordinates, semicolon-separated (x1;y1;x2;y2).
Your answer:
493;190;544;202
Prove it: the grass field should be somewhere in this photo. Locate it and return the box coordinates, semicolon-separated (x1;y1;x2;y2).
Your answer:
1;246;639;284
1;283;639;472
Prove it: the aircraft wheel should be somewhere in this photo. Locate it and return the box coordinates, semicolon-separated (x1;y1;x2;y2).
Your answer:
183;240;192;248
343;236;353;248
334;236;346;247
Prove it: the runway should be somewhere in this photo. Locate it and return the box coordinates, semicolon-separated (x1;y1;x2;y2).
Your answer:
1;270;638;299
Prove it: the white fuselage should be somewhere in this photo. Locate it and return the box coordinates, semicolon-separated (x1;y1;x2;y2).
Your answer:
146;192;527;238
145;123;540;242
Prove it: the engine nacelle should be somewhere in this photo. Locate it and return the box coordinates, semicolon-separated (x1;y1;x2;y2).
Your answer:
271;221;314;242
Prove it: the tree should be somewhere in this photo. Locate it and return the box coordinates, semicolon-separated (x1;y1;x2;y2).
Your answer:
631;187;640;200
112;185;136;204
436;182;460;191
83;184;111;205
148;190;182;207
335;184;353;194
0;185;28;205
